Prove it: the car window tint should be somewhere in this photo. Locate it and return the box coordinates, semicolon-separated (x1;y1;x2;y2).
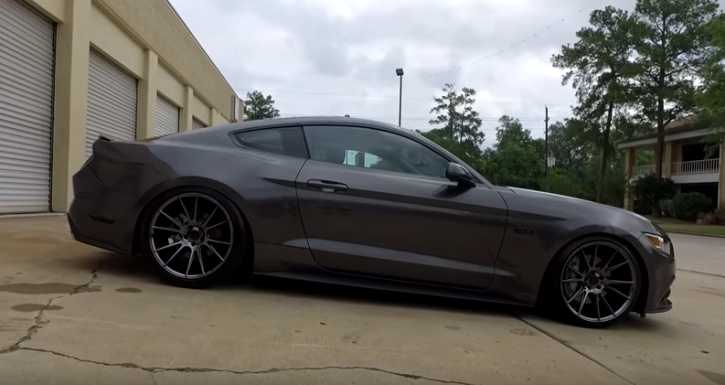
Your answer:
234;127;308;158
304;125;450;179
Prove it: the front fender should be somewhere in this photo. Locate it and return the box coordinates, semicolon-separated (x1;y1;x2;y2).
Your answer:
488;221;614;305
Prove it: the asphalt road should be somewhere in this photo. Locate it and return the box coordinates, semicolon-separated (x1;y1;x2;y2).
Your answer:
0;215;723;385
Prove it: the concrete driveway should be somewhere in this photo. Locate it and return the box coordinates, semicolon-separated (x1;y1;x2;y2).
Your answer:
0;216;723;385
668;233;725;277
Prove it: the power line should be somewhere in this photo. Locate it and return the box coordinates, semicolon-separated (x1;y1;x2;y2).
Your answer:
236;88;572;107
424;0;603;78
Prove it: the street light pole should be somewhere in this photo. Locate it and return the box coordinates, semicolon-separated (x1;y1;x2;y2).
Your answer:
396;68;404;126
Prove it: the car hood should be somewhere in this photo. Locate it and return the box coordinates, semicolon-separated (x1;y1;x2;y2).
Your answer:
507;186;615;209
500;186;658;234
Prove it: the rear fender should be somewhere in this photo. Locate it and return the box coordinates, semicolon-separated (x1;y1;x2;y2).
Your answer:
131;177;250;254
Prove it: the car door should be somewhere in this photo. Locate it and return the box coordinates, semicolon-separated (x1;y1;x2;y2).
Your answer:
295;124;508;290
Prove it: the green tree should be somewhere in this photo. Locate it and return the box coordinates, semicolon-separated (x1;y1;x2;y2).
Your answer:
539;117;630;206
552;6;636;202
697;14;725;138
630;0;720;180
539;168;585;198
546;119;594;174
243;91;280;121
481;116;544;189
419;128;483;168
429;83;485;146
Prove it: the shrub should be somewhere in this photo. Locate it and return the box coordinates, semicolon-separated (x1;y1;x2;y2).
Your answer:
659;199;672;217
715;208;725;225
631;174;676;216
699;212;716;225
667;192;711;220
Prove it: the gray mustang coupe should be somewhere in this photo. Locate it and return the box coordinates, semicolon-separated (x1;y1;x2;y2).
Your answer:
68;116;675;328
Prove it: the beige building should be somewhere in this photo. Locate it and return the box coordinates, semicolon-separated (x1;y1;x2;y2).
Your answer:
0;0;241;214
619;119;725;211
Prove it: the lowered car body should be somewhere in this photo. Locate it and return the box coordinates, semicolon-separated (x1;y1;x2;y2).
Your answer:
68;116;675;327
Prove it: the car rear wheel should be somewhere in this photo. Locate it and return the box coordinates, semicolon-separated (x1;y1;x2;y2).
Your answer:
546;237;642;328
140;188;248;288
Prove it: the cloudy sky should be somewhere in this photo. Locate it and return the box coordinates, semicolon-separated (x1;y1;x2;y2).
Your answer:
168;0;662;145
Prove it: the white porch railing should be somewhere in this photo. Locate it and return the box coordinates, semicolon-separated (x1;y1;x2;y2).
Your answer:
630;159;720;178
672;159;720;174
631;164;664;178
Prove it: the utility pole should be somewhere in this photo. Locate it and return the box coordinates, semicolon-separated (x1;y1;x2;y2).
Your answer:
398;76;403;126
395;68;404;126
544;106;549;177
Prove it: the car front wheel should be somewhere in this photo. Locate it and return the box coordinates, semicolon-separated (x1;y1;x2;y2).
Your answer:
546;237;642;328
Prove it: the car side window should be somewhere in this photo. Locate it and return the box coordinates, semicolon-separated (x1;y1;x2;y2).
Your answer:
233;126;308;158
303;125;451;179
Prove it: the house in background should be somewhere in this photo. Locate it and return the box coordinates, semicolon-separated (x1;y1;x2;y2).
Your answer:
618;118;725;211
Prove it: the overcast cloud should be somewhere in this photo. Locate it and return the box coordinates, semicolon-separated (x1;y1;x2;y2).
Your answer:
167;0;719;145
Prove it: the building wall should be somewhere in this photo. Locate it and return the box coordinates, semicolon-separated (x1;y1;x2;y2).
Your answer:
99;0;236;121
13;0;239;213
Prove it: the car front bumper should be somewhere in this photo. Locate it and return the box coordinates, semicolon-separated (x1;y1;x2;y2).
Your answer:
636;233;676;314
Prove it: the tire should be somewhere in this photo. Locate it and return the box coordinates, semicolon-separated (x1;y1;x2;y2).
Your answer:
542;236;642;328
140;187;249;289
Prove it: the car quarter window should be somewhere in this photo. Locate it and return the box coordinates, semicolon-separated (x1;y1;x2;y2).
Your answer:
233;126;308;158
303;125;451;179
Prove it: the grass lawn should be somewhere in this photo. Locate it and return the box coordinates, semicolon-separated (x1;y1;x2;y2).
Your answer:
648;216;725;238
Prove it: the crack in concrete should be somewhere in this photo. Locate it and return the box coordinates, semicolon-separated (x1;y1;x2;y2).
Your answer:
514;314;636;385
70;263;100;295
0;261;474;384
149;371;159;385
0;261;101;355
0;297;54;353
677;267;725;279
15;346;477;385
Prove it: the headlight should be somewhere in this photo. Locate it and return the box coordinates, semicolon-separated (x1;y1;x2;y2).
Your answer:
645;233;672;256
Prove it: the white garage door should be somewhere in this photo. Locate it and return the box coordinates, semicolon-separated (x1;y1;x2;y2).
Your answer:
86;50;137;158
155;95;179;136
192;118;206;130
0;0;55;214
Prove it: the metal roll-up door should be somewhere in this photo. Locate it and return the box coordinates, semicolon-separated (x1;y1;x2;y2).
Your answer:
192;118;205;130
155;95;179;136
0;0;55;214
86;50;137;158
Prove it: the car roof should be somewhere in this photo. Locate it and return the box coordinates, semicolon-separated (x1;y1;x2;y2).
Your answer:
214;116;416;136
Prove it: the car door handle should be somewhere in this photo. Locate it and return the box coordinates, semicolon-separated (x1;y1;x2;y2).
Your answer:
307;179;348;192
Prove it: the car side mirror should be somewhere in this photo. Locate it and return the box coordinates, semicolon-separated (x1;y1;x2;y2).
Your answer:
445;163;475;188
